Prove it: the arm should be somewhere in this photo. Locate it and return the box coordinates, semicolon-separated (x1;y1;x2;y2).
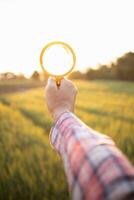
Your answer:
50;112;134;200
45;78;134;200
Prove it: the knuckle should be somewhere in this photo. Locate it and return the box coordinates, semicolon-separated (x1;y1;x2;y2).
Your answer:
46;82;55;90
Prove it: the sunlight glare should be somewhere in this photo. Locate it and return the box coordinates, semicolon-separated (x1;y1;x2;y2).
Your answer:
42;44;74;76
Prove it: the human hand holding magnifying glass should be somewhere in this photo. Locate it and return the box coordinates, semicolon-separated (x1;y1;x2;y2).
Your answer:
40;41;76;87
45;78;77;120
40;41;77;119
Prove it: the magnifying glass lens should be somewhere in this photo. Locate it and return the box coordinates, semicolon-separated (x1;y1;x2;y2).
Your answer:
42;44;74;76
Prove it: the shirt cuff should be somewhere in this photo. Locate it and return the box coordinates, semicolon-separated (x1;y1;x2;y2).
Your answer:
49;111;75;151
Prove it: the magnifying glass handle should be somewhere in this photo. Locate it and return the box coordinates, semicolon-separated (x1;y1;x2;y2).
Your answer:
56;77;62;88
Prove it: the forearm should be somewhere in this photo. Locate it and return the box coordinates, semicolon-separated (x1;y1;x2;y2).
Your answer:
50;112;115;154
50;112;134;200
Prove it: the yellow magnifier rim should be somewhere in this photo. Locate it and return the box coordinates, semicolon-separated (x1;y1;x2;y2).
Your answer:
40;41;76;77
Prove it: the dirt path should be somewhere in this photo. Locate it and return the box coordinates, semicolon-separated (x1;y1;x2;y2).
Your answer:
0;83;45;95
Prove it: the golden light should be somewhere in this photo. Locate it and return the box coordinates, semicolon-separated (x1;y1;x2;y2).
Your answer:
40;41;76;86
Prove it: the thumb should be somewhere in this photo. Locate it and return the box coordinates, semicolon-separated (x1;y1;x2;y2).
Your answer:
46;77;56;89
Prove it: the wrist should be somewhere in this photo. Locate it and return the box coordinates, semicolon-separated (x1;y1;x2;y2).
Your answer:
52;108;71;121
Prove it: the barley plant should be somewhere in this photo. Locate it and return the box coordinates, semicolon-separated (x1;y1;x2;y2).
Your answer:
0;80;134;199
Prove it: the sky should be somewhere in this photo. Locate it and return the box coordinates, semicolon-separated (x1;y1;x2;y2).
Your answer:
0;0;134;76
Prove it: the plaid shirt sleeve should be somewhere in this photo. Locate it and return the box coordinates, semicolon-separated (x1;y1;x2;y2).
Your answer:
50;112;134;200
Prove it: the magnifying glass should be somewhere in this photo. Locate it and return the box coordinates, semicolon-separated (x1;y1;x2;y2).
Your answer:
40;41;76;87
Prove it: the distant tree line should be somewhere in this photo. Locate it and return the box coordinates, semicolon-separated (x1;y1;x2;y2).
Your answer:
0;72;25;80
0;71;42;81
1;52;134;81
70;52;134;81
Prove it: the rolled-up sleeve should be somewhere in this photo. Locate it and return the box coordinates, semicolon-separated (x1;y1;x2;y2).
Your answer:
50;112;134;200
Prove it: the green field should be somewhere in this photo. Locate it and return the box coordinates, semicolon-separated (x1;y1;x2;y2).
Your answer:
0;80;134;200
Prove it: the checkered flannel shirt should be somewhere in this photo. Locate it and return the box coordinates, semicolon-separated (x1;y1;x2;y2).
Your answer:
50;112;134;200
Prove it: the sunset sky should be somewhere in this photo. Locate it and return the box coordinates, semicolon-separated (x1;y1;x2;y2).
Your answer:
0;0;134;76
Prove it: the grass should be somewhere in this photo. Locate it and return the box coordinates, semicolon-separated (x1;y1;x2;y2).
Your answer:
0;79;43;94
0;80;134;199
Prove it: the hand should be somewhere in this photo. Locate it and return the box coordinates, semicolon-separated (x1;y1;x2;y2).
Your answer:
45;78;77;120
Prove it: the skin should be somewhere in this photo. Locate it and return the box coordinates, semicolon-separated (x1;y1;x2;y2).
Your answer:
45;78;77;120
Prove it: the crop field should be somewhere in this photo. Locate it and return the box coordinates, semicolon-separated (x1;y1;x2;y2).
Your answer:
0;80;134;200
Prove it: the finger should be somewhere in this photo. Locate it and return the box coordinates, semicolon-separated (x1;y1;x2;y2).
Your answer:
48;77;55;83
48;77;56;86
60;78;67;88
61;77;70;84
46;77;57;90
61;78;74;88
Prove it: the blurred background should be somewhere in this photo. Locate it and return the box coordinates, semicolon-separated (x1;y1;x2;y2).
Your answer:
0;0;134;199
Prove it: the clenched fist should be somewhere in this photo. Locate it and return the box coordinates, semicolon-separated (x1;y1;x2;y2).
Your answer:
45;78;77;120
